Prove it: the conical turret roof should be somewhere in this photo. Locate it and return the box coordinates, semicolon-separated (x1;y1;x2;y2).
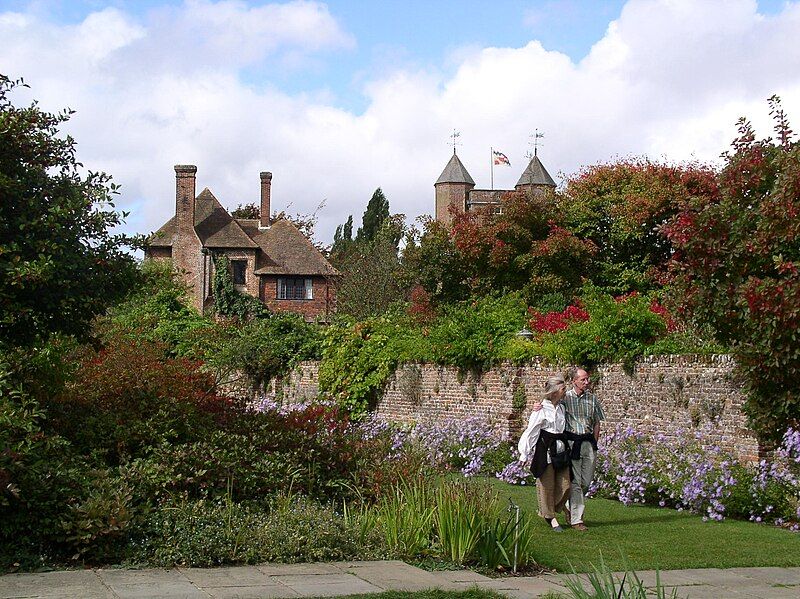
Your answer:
436;152;475;185
515;155;556;188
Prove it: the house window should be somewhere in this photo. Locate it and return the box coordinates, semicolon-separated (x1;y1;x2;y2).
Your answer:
277;277;313;300
232;260;247;286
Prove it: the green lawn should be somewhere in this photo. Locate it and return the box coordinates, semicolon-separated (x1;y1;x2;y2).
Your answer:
488;479;800;573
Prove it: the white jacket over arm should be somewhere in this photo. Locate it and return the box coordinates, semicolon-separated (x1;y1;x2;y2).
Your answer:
517;400;564;462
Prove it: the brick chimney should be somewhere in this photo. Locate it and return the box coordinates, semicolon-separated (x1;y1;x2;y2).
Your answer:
175;164;197;229
173;164;202;311
260;171;272;229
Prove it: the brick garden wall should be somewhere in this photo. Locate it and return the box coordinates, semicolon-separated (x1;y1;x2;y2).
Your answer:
267;355;760;462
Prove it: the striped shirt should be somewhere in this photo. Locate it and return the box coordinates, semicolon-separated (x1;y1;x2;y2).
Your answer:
562;389;605;435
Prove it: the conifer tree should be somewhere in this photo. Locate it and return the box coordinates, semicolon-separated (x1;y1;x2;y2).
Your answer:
356;188;389;243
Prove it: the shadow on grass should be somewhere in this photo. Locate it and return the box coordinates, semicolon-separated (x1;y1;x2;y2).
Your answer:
586;512;687;527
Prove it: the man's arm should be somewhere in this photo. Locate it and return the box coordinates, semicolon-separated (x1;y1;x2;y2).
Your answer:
593;421;600;441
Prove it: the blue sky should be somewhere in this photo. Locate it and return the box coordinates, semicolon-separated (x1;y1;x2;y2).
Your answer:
1;0;798;244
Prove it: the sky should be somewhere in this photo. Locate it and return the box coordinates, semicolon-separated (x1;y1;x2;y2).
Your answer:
2;0;800;247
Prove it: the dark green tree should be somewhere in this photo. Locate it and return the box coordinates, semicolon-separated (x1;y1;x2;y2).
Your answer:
356;188;389;243
231;202;260;219
0;75;139;348
331;214;354;255
334;216;410;319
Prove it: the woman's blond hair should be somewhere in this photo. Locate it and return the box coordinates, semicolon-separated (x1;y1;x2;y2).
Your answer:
543;375;566;400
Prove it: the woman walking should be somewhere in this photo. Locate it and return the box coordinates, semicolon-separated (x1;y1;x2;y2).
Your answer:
517;375;571;531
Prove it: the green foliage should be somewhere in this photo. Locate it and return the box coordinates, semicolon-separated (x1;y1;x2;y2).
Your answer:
134;494;384;567
356;187;390;243
665;98;800;443
0;362;87;553
559;158;718;295
230;202;260;219
332;214;354;255
212;254;268;320
377;478;437;558
0;74;140;348
319;313;420;418
528;290;666;368
426;294;526;371
562;560;683;599
203;313;322;390
104;260;211;357
60;471;134;562
332;216;411;319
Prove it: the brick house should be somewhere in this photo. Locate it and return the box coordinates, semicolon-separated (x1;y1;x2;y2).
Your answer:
145;165;338;320
434;151;557;226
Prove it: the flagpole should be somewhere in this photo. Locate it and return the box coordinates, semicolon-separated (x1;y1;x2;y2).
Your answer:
490;147;494;190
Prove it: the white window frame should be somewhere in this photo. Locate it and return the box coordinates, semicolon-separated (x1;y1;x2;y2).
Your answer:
277;277;313;300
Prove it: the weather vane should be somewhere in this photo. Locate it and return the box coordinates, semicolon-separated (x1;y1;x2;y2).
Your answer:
449;129;461;154
529;129;545;156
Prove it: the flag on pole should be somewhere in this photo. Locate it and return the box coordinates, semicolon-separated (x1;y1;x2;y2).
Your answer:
493;150;511;166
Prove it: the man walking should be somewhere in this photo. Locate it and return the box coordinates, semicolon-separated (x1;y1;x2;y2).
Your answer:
562;368;604;531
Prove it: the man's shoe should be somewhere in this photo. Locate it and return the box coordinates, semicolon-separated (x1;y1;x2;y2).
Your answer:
551;525;564;532
573;522;588;531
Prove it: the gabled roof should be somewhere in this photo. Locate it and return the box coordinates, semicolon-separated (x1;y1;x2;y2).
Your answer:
145;188;257;249
435;152;475;185
194;188;258;249
239;218;339;277
515;155;556;188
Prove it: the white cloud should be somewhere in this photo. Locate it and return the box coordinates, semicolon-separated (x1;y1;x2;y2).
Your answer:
1;0;799;247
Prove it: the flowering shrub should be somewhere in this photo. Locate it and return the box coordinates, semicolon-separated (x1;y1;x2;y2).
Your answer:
528;304;589;335
361;414;512;478
589;425;800;528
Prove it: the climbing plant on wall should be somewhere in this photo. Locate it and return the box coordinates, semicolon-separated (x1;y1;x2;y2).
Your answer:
212;254;268;320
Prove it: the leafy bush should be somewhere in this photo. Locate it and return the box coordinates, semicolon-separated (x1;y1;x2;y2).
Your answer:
0;363;88;557
528;289;667;367
46;336;228;465
427;294;526;371
103;260;211;358
133;494;385;567
319;312;428;417
664;101;800;444
203;313;322;390
61;471;134;562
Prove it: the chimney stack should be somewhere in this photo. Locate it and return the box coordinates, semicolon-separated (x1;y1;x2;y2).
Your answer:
175;164;197;229
260;171;272;228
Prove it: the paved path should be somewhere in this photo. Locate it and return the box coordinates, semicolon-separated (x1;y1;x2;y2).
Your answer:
1;561;799;599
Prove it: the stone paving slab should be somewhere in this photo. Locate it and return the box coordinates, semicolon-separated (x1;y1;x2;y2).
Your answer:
257;564;344;576
274;573;383;597
0;570;112;599
3;563;800;599
336;561;458;592
96;568;206;599
180;566;277;588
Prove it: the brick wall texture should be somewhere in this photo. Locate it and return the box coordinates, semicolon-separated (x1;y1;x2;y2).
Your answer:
267;355;760;462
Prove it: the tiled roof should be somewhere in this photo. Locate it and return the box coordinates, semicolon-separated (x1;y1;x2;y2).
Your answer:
435;152;475;185
515;155;556;188
241;219;339;276
145;188;256;249
194;188;257;249
147;216;176;247
145;191;337;277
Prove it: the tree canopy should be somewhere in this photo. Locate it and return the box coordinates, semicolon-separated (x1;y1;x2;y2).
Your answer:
665;97;800;444
356;188;389;243
0;74;139;348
